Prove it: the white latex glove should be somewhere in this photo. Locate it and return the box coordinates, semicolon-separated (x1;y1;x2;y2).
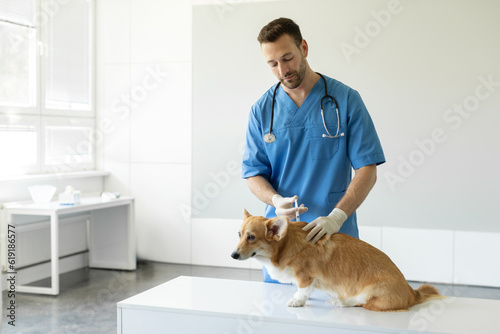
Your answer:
272;194;308;220
303;208;347;243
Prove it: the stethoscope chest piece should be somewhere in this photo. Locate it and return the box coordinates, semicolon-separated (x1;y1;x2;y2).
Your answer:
266;72;343;143
264;132;276;143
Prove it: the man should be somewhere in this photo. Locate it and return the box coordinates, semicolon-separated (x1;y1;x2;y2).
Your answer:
242;18;385;282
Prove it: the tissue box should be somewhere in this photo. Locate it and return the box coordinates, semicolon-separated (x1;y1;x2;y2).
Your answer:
59;190;81;205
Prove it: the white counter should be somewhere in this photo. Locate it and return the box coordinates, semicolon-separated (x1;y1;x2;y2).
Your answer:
117;276;500;334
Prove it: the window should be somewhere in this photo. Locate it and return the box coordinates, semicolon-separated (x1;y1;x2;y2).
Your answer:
44;0;93;113
0;0;94;176
43;117;94;173
0;115;38;175
0;0;37;110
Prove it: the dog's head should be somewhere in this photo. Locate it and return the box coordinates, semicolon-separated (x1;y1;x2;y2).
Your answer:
231;209;288;261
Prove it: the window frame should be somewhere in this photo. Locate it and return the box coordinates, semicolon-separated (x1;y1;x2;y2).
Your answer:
0;114;40;175
41;0;95;118
0;0;96;176
0;8;39;115
41;116;95;173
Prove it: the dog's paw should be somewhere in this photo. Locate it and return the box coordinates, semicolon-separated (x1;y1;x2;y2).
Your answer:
287;297;306;307
329;297;346;308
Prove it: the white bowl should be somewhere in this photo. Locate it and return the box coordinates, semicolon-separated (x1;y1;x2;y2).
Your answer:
28;185;57;205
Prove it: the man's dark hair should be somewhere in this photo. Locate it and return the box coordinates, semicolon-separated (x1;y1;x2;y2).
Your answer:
257;17;303;48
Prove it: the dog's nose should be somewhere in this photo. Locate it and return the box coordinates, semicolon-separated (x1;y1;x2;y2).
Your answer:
231;251;240;259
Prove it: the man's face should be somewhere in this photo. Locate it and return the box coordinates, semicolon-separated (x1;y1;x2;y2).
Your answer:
261;34;307;90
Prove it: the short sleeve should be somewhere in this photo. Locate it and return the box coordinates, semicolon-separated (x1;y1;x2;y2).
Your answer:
242;106;272;179
346;90;386;170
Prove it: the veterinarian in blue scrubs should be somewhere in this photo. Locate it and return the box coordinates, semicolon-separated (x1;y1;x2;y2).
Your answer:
242;18;385;283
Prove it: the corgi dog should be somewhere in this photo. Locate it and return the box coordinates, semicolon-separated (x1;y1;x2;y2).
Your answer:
231;210;443;312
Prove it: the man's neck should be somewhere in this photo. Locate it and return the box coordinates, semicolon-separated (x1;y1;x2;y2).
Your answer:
282;69;320;108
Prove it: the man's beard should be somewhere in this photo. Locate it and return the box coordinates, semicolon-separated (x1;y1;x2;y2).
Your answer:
280;57;307;89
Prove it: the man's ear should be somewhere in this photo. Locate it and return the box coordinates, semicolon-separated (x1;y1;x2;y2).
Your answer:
266;216;288;241
243;209;252;219
300;39;308;58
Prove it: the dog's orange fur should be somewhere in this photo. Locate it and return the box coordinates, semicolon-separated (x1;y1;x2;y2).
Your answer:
232;210;443;312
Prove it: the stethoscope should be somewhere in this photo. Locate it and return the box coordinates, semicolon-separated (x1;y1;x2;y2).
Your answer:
263;72;344;144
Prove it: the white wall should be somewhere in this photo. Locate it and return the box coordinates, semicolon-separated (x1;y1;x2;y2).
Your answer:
96;0;192;263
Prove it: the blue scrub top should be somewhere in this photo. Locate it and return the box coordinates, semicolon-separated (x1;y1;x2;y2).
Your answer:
242;75;385;238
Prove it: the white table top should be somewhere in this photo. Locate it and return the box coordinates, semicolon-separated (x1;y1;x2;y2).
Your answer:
5;196;133;215
118;276;500;334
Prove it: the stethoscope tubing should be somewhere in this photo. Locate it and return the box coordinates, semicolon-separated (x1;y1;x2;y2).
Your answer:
265;72;342;144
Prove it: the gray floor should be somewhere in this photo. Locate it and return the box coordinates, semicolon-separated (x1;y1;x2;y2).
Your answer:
2;262;500;334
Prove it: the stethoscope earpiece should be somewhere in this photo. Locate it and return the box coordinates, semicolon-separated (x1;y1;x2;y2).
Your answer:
265;73;342;143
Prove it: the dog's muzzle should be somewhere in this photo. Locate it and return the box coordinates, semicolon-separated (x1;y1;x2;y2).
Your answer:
231;251;240;259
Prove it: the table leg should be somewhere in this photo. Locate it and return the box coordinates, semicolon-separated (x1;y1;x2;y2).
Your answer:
128;203;136;270
50;212;60;295
16;213;60;295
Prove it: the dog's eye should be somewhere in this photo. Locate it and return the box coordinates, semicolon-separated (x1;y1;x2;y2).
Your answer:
247;235;255;241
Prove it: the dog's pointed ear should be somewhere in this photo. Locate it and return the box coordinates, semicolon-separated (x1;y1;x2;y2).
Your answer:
243;209;252;219
266;216;288;241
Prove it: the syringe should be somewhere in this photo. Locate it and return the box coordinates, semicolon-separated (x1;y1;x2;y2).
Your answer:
294;199;300;222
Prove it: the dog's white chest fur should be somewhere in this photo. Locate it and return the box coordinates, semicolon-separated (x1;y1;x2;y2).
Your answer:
255;257;297;284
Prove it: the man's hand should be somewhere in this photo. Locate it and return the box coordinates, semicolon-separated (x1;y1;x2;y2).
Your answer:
303;208;347;243
272;194;308;220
